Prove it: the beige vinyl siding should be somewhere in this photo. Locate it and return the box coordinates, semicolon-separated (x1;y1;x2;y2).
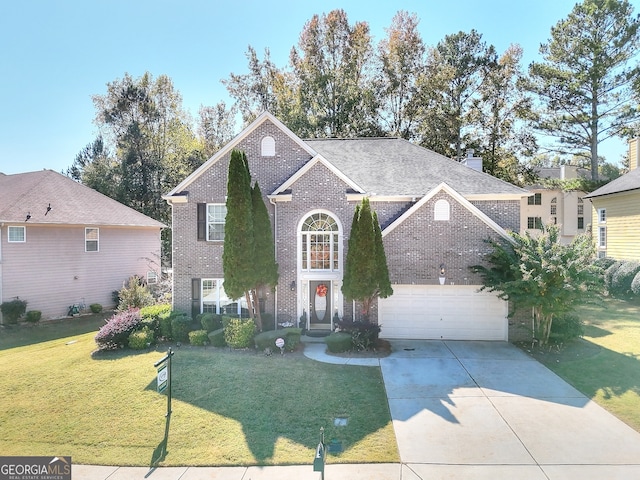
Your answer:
590;191;640;261
1;224;161;319
630;138;638;171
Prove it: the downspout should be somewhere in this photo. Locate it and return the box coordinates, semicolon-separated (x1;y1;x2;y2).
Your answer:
269;197;278;327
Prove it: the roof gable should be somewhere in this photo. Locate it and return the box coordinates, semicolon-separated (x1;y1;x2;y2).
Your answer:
270;154;364;198
382;182;512;241
165;111;316;198
0;170;165;227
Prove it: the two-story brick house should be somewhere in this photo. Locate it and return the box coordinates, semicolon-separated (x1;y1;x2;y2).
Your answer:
164;112;528;340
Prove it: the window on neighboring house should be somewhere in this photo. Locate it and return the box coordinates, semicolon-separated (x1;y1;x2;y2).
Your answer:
147;270;158;284
527;193;542;205
301;212;339;271
434;199;450;221
199;278;247;316
85;227;99;252
577;197;584;216
527;216;542;229
578;217;584;229
598;208;606;224
550;197;557;216
598;226;606;248
8;226;25;243
261;136;275;156
197;203;227;241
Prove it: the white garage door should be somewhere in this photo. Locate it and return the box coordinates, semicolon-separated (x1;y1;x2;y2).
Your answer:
378;285;508;341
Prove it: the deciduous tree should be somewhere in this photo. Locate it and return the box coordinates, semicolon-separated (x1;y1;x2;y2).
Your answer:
471;225;603;346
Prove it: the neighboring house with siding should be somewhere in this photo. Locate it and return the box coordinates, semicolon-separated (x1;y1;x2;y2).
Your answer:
584;138;640;261
0;170;165;322
520;165;592;244
164;112;529;341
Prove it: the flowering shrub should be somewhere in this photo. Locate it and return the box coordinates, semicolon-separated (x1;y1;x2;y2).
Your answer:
95;309;141;350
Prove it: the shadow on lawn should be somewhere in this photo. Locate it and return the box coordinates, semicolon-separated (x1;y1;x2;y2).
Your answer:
143;347;391;464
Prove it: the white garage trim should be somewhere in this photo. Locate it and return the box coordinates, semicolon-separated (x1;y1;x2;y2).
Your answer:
379;285;508;341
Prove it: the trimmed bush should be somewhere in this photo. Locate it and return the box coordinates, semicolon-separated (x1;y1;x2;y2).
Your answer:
610;261;640;297
25;310;41;323
325;332;353;353
189;329;209;346
128;327;154;350
224;318;256;349
171;313;193;342
1;299;27;324
198;312;222;332
89;303;103;314
550;314;584;342
254;327;302;351
632;271;640;295
208;328;226;347
336;320;381;351
95;309;141;350
158;311;173;339
604;261;624;293
593;257;616;271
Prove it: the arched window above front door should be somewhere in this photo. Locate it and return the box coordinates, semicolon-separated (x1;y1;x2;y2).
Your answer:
301;212;339;271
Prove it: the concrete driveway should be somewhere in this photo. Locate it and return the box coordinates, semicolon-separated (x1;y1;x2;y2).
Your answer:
381;340;640;479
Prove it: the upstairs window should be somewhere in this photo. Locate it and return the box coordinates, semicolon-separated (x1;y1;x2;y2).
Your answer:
85;228;99;252
8;226;25;243
197;203;227;241
550;197;557;216
261;136;275;157
527;193;542;205
434;199;450;221
598;208;606;224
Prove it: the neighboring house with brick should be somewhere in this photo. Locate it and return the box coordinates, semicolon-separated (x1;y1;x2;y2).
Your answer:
164;112;528;341
585;138;640;261
520;165;592;244
0;170;164;322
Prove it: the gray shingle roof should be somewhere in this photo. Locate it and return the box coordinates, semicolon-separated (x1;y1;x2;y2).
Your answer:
584;168;640;198
0;170;165;227
304;137;526;197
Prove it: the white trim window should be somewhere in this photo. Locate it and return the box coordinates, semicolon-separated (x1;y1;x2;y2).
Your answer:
301;213;339;271
201;278;247;315
85;227;99;252
207;204;227;241
598;226;607;248
8;226;26;243
598;208;606;224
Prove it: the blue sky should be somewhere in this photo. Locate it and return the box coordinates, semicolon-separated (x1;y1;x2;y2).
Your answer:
0;0;635;176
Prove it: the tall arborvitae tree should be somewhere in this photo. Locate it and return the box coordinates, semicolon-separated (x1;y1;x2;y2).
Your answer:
222;149;255;319
526;0;640;180
250;182;279;329
342;198;393;321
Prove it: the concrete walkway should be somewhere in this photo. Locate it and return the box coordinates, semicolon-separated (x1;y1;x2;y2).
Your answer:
74;340;640;479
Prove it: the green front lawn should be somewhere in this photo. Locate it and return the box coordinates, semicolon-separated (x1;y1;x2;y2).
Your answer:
0;318;397;466
525;296;640;432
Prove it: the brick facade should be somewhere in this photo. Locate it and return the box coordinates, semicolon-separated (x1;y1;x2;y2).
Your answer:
168;115;521;327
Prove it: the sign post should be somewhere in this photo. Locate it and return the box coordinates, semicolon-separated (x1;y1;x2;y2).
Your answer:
154;348;174;417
